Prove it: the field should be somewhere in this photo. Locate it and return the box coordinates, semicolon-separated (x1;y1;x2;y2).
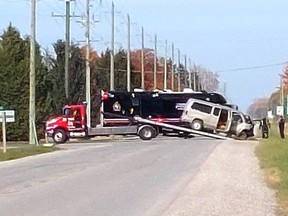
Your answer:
256;123;288;214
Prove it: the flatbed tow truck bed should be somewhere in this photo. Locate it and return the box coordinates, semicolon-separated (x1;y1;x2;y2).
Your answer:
133;116;227;140
47;116;227;144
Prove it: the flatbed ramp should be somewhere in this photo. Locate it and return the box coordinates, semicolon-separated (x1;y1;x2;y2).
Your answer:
134;116;226;140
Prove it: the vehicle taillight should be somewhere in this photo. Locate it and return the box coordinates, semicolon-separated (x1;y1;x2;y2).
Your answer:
156;118;164;123
102;92;109;101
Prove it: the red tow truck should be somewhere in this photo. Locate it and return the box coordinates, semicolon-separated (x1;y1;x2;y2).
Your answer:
45;90;227;144
45;103;157;144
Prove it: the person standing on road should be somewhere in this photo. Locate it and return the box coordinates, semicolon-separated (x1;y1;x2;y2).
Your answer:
261;118;269;138
278;116;285;139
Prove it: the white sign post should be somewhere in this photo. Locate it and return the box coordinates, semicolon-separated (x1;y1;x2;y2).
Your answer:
2;112;6;153
277;106;284;116
0;110;15;153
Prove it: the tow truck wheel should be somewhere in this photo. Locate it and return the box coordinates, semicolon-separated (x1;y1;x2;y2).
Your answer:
191;120;203;131
53;129;67;144
138;125;156;140
153;126;159;138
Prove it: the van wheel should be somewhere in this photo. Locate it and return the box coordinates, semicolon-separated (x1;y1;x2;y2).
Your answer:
191;120;203;131
53;129;67;144
238;131;248;140
138;125;156;140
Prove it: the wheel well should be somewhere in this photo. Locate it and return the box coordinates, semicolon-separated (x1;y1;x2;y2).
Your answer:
192;119;203;124
137;124;158;134
53;127;68;135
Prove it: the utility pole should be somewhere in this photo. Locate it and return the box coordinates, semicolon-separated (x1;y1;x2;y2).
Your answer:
141;26;145;89
29;0;36;145
188;58;192;89
177;49;181;91
65;0;70;99
164;40;167;89
52;0;78;99
280;75;284;107
127;14;131;91
154;34;157;89
184;55;187;88
110;1;115;90
203;71;206;91
85;0;91;128
171;43;174;91
193;63;197;91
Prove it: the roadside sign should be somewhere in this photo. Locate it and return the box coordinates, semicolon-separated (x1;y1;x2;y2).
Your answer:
277;106;284;116
0;110;15;123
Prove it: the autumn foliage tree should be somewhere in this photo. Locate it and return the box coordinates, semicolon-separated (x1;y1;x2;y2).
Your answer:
247;98;269;119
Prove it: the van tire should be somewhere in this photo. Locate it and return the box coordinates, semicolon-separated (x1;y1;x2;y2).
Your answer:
238;131;248;140
191;120;203;131
138;125;156;140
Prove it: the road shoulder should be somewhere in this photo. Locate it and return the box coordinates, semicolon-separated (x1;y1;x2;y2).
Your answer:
163;139;278;216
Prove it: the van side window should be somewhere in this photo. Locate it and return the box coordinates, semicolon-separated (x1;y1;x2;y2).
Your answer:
191;102;212;114
213;108;220;116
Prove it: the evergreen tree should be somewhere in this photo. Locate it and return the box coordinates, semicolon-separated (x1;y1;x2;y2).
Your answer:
47;40;86;112
0;25;51;140
0;25;29;140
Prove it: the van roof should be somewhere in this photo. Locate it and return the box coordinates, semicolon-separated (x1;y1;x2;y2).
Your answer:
186;98;239;112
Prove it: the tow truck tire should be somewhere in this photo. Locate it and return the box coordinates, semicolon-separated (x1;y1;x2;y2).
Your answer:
191;119;203;131
138;125;156;140
153;126;159;138
53;129;67;144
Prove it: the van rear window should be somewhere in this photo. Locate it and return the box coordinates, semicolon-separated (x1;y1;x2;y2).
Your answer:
191;102;212;114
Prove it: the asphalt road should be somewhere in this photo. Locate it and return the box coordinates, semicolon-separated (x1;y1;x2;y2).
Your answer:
0;136;221;216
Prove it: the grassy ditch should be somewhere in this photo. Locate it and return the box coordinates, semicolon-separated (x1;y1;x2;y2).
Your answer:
0;143;58;162
256;123;288;214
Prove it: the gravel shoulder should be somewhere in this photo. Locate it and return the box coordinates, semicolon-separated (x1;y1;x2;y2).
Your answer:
163;139;278;216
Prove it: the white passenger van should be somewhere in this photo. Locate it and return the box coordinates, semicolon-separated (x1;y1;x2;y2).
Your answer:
181;98;254;139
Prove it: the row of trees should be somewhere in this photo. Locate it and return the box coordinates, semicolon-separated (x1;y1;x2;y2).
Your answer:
0;25;220;141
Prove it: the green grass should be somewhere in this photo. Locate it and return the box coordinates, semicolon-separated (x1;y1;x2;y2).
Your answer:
0;144;58;162
256;123;288;214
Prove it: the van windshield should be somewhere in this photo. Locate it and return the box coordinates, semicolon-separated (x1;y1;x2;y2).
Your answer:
63;108;71;116
244;115;252;124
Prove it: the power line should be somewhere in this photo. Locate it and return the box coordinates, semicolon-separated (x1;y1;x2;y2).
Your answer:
214;62;287;73
42;0;64;15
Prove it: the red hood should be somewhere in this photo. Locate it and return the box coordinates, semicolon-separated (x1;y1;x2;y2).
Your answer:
46;116;63;126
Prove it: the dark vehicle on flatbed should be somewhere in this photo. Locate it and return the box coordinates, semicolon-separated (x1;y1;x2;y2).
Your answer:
102;90;233;126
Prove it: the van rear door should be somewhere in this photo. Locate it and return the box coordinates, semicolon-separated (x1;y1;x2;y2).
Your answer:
216;109;231;132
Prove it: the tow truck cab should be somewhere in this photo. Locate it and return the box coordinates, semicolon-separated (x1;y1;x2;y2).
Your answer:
45;104;87;143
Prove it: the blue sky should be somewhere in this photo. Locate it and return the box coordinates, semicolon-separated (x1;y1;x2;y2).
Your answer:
1;0;288;112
